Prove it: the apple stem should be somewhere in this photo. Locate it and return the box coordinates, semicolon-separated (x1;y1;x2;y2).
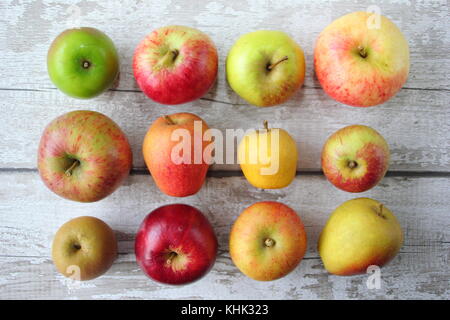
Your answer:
164;115;175;125
357;46;367;58
371;204;387;219
156;49;179;69
170;49;179;61
264;238;275;247
166;251;178;265
263;120;269;131
267;56;288;71
378;204;386;219
65;160;80;177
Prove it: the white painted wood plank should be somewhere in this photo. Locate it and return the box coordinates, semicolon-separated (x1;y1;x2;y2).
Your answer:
1;254;448;300
0;88;448;171
0;0;448;301
0;0;449;91
0;172;448;299
0;1;448;171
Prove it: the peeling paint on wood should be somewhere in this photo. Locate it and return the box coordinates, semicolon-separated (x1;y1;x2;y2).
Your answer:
0;0;449;300
0;172;448;299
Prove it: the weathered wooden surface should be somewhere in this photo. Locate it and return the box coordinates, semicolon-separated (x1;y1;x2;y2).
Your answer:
0;0;449;172
0;172;448;299
0;0;449;300
1;88;448;171
1;0;449;90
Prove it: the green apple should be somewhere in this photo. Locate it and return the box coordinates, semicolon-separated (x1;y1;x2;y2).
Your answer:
226;30;305;107
47;27;119;99
318;198;403;276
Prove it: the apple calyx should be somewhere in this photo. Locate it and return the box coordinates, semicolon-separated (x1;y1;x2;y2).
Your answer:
65;159;80;177
267;56;288;71
357;46;368;59
264;238;275;248
72;243;81;250
155;49;179;70
347;160;358;169
82;60;91;69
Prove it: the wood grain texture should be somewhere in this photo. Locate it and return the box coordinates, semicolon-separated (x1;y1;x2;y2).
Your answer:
0;0;449;300
0;172;448;299
0;0;449;172
0;0;449;91
0;87;448;171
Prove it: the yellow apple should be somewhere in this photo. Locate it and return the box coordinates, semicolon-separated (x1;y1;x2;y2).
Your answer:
52;216;117;281
318;198;403;276
238;121;297;189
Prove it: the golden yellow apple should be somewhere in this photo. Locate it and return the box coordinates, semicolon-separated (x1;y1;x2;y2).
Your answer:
52;216;117;281
318;198;403;276
238;121;297;189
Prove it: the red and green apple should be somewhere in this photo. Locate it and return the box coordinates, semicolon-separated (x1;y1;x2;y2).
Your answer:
229;201;307;281
133;25;218;105
314;11;409;107
38;110;133;202
321;124;390;193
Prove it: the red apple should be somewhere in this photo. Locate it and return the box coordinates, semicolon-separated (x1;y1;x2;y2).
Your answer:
38;110;133;202
133;25;218;105
135;204;218;285
142;112;211;197
321;125;390;193
314;11;409;107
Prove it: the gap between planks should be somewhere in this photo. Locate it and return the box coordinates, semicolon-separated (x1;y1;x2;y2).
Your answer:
0;168;450;178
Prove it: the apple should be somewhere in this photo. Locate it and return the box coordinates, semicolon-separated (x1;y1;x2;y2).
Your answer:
226;30;305;107
52;216;117;281
229;201;307;281
314;11;409;107
143;112;211;197
38;110;133;202
133;25;218;105
135;204;218;285
238;121;297;189
48;27;119;99
318;198;403;276
321;125;390;193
